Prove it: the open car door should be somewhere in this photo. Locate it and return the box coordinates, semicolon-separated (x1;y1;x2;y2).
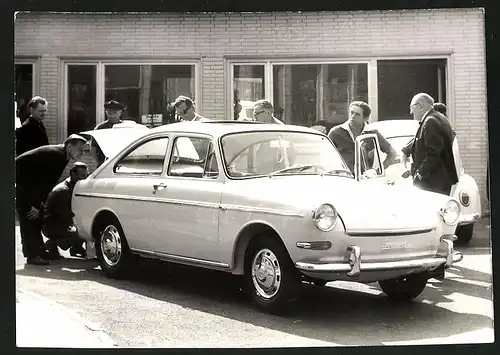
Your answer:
354;133;387;183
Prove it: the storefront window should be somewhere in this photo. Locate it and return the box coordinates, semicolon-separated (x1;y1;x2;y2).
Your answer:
377;59;447;120
15;63;34;123
67;65;97;135
232;65;265;120
104;64;195;127
272;63;368;127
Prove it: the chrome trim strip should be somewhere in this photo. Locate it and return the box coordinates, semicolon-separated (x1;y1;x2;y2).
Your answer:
346;227;435;237
218;204;305;218
74;192;304;217
74;192;219;209
130;248;230;269
295;257;447;273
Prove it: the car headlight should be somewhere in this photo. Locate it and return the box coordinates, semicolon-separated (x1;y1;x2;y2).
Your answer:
439;199;461;225
312;203;338;231
459;191;470;207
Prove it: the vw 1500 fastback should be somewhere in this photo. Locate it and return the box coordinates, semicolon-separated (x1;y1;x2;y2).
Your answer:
73;121;463;313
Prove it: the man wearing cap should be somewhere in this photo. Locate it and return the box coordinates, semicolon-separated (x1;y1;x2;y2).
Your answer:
15;134;88;265
94;100;125;130
16;96;50;156
42;162;89;259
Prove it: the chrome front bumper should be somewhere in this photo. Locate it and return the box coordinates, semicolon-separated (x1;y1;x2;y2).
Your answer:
458;212;480;225
295;236;463;278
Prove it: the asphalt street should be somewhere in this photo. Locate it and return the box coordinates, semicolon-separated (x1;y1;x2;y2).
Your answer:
15;217;494;348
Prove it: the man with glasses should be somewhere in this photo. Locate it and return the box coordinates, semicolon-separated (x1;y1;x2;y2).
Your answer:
401;93;458;195
15;134;88;265
252;100;285;124
173;95;209;122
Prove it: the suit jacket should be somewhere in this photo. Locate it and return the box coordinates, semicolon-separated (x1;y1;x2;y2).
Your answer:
15;117;49;156
408;109;459;193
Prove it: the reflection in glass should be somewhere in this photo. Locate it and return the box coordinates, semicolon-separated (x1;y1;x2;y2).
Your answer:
67;65;97;135
272;64;368;127
15;64;33;123
105;65;195;127
233;65;265;120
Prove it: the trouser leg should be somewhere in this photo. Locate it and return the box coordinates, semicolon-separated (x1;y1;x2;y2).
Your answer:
17;210;44;259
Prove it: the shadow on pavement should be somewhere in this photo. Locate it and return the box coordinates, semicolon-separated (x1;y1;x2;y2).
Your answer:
16;253;494;346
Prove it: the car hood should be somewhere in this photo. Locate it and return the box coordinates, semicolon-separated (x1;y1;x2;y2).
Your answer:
232;175;453;233
80;128;149;159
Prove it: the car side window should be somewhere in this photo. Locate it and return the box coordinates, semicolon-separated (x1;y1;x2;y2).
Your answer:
168;136;218;179
113;137;170;175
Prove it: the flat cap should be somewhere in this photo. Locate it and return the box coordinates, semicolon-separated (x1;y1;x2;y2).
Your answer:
104;100;126;110
63;133;88;145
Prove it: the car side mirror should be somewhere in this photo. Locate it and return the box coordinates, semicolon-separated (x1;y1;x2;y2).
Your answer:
354;133;385;181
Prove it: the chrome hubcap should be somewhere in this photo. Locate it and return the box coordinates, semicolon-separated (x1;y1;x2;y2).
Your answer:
251;248;281;299
100;225;122;267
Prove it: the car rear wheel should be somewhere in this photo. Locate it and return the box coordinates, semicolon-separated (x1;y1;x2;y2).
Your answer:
244;236;300;314
455;224;474;246
96;217;134;279
378;272;429;301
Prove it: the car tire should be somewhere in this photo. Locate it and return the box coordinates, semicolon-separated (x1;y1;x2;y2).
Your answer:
244;235;301;314
95;217;134;279
378;272;429;301
455;224;474;246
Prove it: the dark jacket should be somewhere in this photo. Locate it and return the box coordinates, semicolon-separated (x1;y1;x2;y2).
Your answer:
328;123;392;173
15;145;69;215
94;119;123;130
15;117;49;156
403;109;459;193
43;178;75;231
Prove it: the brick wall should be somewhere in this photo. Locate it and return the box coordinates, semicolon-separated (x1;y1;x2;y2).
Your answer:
14;9;489;210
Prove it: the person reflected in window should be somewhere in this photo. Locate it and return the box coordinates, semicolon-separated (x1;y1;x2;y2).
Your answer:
42;162;89;259
16;96;49;156
94;100;125;130
328;101;396;173
174;95;209;122
252;100;285;124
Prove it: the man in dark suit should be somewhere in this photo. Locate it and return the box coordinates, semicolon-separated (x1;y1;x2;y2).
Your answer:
15;96;50;156
402;93;458;195
16;134;88;265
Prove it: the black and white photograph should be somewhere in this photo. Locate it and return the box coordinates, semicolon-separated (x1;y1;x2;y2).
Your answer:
13;7;493;349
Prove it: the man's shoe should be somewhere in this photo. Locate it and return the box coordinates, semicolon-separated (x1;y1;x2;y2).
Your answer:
26;256;49;265
70;246;87;258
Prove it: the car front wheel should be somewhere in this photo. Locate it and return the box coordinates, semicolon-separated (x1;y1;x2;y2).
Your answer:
96;217;134;279
455;223;474;245
378;272;429;301
244;236;300;314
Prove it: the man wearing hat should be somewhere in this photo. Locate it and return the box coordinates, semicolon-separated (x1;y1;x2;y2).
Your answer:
94;100;126;130
15;134;88;265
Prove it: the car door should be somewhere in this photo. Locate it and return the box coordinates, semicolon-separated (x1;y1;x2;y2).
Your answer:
151;133;223;263
109;133;173;253
354;133;388;185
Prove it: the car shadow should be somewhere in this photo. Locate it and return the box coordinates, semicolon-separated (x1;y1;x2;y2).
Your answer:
16;255;494;346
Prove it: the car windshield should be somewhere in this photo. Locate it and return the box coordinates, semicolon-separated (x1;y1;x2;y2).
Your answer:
221;131;352;178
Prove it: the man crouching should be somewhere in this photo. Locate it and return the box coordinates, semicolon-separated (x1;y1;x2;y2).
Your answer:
42;162;89;259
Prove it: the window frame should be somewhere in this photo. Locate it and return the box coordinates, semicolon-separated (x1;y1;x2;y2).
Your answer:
112;134;171;177
14;57;39;121
225;55;453;126
167;133;220;180
61;59;201;139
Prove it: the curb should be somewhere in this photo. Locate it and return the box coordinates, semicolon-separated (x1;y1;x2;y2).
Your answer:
17;288;117;348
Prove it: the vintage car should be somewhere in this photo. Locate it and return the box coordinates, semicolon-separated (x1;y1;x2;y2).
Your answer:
72;121;463;313
367;119;481;245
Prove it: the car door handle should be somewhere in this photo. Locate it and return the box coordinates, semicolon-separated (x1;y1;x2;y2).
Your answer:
152;183;167;194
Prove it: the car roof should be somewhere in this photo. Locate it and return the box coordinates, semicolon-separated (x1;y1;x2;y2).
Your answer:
151;120;322;136
80;121;323;158
368;119;419;139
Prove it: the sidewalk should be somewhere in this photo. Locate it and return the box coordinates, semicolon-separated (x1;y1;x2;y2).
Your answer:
16;288;116;348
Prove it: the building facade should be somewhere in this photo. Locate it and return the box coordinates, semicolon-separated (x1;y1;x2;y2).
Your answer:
14;10;488;209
